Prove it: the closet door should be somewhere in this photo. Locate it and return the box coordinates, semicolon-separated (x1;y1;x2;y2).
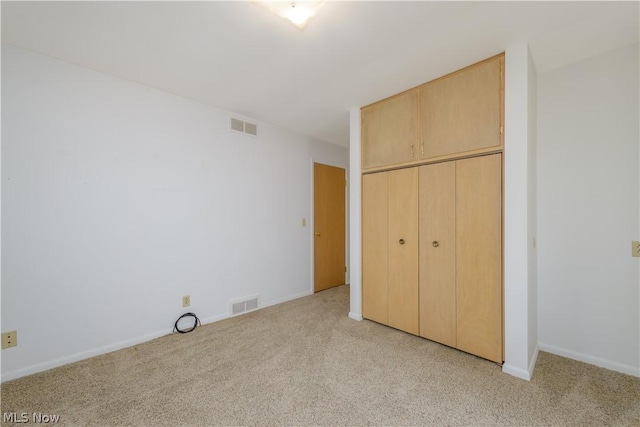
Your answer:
456;154;502;363
362;90;418;170
419;161;456;347
362;172;389;325
388;168;419;335
419;56;502;159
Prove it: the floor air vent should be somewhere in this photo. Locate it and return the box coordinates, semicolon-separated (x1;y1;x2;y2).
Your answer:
230;295;260;316
230;117;258;137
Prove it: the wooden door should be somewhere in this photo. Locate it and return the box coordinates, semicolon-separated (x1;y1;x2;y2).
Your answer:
419;56;502;159
314;163;346;292
419;161;456;347
456;154;502;363
388;168;419;335
362;90;418;170
362;172;389;324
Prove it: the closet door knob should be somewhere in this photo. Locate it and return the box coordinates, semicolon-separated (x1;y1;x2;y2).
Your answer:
432;241;439;247
315;232;321;236
399;239;405;245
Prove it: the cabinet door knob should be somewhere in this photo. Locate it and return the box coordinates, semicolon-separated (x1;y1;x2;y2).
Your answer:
432;241;439;247
315;232;321;236
399;238;405;245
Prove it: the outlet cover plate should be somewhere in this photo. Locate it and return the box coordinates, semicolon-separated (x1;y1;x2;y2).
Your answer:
182;295;191;307
632;241;640;257
2;330;17;349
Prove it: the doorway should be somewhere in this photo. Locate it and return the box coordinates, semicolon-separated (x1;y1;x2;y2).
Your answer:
313;162;346;292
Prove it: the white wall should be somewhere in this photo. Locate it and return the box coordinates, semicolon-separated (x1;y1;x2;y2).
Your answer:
537;44;640;377
348;108;362;321
0;40;3;382
503;42;538;380
1;45;348;381
527;49;539;370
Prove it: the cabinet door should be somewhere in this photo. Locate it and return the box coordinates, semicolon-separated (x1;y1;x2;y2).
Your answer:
362;172;389;325
456;154;502;363
419;56;502;159
388;168;419;335
362;90;418;170
419;161;456;347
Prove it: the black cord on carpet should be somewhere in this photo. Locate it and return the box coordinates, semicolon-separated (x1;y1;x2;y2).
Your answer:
173;312;201;333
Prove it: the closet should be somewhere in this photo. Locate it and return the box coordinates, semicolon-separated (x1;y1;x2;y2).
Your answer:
361;54;504;172
361;90;418;170
419;154;502;363
361;53;504;364
418;57;503;159
362;168;419;335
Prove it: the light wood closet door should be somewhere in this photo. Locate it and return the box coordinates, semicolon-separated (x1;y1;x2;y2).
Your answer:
419;161;456;347
362;172;389;325
419;56;502;159
456;154;502;363
362;90;418;170
388;168;419;335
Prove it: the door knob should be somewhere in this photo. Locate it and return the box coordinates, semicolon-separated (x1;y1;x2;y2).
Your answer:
432;241;439;247
315;232;321;236
399;238;405;245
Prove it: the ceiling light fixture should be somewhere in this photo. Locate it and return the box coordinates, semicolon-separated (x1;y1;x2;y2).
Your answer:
256;1;325;30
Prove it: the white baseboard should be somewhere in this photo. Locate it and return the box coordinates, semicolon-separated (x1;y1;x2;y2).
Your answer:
261;290;313;308
199;312;232;325
348;312;363;321
502;343;540;381
1;290;316;383
1;328;172;383
502;363;531;381
539;342;640;377
528;343;540;378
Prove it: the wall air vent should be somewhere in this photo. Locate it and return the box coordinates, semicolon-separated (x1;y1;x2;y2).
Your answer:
230;117;258;137
230;295;260;316
230;117;244;132
244;121;258;136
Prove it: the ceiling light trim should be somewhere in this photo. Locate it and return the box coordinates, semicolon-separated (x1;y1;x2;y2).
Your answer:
255;1;325;30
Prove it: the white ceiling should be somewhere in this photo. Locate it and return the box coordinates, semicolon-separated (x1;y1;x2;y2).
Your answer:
2;1;638;147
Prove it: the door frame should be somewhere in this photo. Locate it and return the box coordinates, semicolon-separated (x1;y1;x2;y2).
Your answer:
310;157;349;294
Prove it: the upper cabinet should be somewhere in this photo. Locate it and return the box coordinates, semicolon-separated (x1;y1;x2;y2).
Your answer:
361;90;418;170
419;55;503;159
361;54;504;172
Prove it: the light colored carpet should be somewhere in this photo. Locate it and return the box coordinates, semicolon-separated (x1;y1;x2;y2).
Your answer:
1;285;639;426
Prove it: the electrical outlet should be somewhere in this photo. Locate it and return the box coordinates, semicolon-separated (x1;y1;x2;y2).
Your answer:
2;331;17;349
182;295;190;308
632;241;640;258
